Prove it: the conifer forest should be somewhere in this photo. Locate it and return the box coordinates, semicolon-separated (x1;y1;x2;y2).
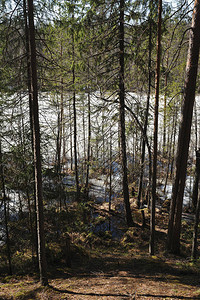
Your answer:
1;0;200;299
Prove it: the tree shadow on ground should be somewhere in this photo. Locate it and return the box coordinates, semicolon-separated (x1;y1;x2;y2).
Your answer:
50;285;199;299
138;294;199;299
48;250;200;289
49;285;199;299
50;285;130;298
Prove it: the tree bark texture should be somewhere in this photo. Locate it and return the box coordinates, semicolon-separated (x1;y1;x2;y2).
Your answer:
85;91;91;193
137;0;153;208
149;0;162;256
23;0;38;265
72;5;80;200
119;0;133;227
167;0;200;254
192;149;200;210
191;192;200;259
27;0;48;286
0;141;12;275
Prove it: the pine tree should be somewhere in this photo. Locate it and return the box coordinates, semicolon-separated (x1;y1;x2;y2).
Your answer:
167;0;200;255
27;0;48;285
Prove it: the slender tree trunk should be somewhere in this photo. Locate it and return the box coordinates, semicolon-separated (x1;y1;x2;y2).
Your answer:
19;91;35;261
57;82;64;175
192;149;200;210
56;76;64;209
27;0;48;285
56;112;62;210
82;98;86;184
137;0;153;208
60;44;64;167
101;93;106;171
56;112;61;172
84;59;91;193
119;0;133;227
85;91;91;193
194;101;198;151
23;0;38;265
69;100;73;171
167;0;200;254
109;129;112;231
72;5;80;200
170;106;178;179
149;0;162;256
73;76;80;199
163;48;169;156
26;190;35;262
191;192;200;259
163;117;174;194
0;141;12;275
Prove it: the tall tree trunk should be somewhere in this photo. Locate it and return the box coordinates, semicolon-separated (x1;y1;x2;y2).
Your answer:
73;73;80;199
26;190;35;263
72;5;80;200
109;129;112;231
163;46;169;156
85;91;91;193
23;0;38;265
0;141;12;275
69;100;73;171
82;98;86;184
20;87;35;259
167;0;200;254
60;44;64;167
194;101;198;151
119;0;133;227
56;112;61;173
56;72;64;209
84;59;91;193
57;79;64;175
170;106;178;179
191;191;200;259
149;0;162;256
137;0;153;208
163;115;175;194
27;0;48;285
56;112;62;210
192;149;200;210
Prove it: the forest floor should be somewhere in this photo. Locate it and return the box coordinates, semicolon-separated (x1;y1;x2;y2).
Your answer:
1;251;199;300
0;192;200;299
